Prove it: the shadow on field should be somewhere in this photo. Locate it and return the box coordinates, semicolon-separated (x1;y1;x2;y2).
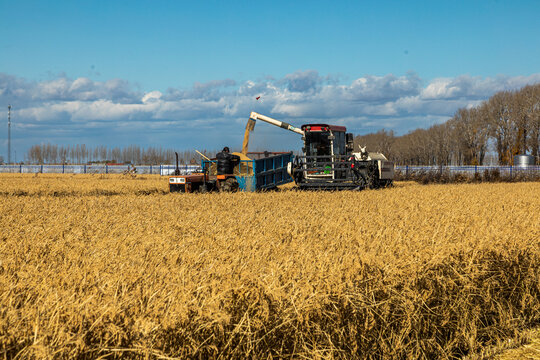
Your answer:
4;248;538;359
396;168;540;185
0;188;168;197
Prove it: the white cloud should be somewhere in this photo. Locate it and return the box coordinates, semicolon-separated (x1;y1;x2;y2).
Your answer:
1;71;539;152
283;70;320;92
142;91;162;103
420;74;540;100
345;72;422;101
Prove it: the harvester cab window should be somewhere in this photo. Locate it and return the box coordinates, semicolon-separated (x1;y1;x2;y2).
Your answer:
305;131;332;158
333;132;346;156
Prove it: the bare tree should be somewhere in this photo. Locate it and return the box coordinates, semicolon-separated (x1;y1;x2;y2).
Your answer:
451;107;489;165
520;84;540;159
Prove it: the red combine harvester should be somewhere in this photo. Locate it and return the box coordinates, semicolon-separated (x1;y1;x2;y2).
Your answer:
247;112;394;190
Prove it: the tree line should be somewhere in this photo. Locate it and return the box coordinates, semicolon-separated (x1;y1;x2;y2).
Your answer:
355;83;540;165
25;144;216;165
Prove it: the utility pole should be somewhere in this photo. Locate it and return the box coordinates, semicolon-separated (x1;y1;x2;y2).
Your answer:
8;105;11;164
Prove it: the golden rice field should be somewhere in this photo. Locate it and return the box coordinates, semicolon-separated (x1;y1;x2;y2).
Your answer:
0;173;538;359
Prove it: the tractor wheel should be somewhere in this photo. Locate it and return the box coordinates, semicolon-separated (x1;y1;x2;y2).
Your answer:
220;177;239;192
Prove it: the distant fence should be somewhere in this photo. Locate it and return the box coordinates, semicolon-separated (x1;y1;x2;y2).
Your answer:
0;164;201;176
395;165;540;177
1;164;538;177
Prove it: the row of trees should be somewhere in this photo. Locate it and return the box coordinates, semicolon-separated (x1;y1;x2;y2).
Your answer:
25;144;216;165
355;84;540;165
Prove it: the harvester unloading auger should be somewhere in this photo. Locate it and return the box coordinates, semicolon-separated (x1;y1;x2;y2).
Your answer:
168;112;393;192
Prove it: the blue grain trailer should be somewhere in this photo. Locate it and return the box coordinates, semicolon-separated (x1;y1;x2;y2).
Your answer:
169;152;293;193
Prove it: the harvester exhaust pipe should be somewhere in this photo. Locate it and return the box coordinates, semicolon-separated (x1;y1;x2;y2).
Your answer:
174;152;181;175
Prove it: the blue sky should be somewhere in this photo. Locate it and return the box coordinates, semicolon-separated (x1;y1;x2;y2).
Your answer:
1;0;539;161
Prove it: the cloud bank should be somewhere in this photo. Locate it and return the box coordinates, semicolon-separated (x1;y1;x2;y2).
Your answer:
1;71;539;154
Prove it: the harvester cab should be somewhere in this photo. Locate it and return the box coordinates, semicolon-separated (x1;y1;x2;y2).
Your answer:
299;124;353;178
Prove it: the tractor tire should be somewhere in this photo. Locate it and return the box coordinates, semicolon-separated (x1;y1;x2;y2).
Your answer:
220;177;239;192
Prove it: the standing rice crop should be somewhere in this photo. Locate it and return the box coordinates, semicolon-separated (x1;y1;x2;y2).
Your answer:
0;175;538;359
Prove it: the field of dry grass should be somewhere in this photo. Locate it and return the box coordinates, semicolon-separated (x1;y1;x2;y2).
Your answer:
0;173;538;359
492;327;540;360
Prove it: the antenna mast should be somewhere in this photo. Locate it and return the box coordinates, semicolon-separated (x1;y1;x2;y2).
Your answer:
7;105;11;164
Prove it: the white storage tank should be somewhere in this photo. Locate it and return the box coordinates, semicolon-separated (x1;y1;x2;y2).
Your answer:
513;154;535;167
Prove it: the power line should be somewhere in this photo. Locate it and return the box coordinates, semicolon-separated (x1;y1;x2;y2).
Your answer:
8;105;11;165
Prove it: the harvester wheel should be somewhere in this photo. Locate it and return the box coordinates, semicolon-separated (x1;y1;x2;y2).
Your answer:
367;165;380;189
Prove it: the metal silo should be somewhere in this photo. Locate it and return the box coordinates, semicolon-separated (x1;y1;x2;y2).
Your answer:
513;155;535;167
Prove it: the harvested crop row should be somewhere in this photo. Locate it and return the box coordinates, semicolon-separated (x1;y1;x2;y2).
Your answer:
0;175;538;359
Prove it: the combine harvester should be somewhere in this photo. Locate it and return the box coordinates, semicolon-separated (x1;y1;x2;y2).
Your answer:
169;112;393;192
